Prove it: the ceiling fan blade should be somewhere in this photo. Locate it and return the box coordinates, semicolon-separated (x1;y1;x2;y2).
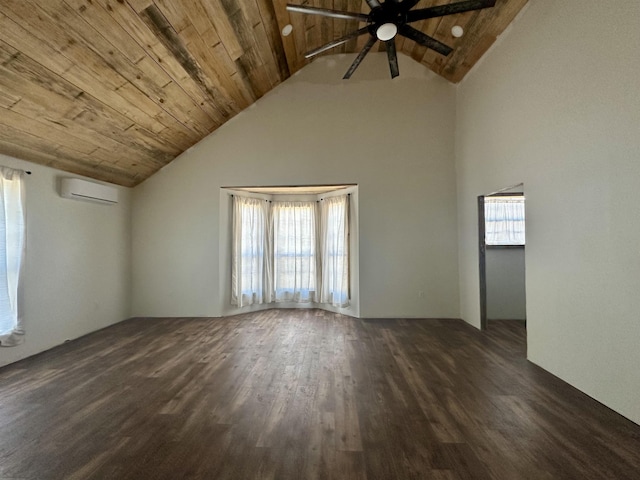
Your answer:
385;39;399;79
304;27;370;59
286;4;369;22
343;36;377;79
401;0;421;9
399;25;453;56
406;0;496;23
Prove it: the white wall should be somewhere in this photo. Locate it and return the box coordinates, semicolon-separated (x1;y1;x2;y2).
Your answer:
486;248;526;320
0;154;131;367
132;53;460;319
456;0;640;424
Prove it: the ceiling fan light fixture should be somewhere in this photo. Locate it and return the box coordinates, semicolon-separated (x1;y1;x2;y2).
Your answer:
376;23;397;41
451;25;464;38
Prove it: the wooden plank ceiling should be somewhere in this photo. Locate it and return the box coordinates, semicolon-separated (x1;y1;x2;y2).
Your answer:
0;0;527;187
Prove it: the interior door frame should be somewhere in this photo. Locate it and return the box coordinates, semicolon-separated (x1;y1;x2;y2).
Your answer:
478;195;488;330
478;187;525;331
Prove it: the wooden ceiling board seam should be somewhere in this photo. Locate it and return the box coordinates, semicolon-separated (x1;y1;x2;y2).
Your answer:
0;111;164;184
0;10;181;145
227;0;281;89
225;8;273;98
95;0;175;74
1;2;186;138
231;60;264;103
0;122;101;173
239;55;272;99
3;0;123;91
0;12;74;73
52;0;223;132
255;0;291;79
0;139;134;187
210;42;257;106
0;42;179;163
159;81;221;134
105;9;231;128
304;22;318;59
137;4;233;123
125;124;186;159
269;0;303;74
228;0;262;27
7;97;166;168
96;152;166;174
92;0;206;101
0;107;105;157
252;21;285;88
304;0;321;58
150;0;192;33
125;0;155;13
182;28;245;114
138;48;230;127
177;24;241;115
203;0;245;61
318;0;334;57
111;81;204;142
52;154;140;185
63;0;147;64
286;0;311;60
180;0;215;37
0;90;21;109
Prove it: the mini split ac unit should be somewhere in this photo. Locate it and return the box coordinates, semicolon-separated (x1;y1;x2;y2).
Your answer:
59;178;118;205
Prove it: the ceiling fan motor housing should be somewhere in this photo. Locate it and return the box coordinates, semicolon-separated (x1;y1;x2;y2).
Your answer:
368;3;406;38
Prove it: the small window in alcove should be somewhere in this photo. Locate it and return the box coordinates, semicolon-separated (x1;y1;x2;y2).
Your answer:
485;195;525;246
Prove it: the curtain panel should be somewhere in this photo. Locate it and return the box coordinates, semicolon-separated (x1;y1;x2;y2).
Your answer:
231;196;271;307
485;196;525;246
0;167;26;346
230;194;350;309
319;195;350;307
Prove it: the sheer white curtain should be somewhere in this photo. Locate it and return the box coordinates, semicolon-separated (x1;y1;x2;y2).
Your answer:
319;195;349;307
231;196;271;307
485;196;525;245
0;167;26;346
271;201;316;303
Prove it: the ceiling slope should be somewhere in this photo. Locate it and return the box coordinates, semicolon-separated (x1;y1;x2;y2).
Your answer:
0;0;527;186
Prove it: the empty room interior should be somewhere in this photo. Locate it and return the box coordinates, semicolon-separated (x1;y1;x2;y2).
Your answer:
0;0;639;478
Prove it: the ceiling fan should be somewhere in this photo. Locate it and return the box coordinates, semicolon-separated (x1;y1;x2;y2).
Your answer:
286;0;496;79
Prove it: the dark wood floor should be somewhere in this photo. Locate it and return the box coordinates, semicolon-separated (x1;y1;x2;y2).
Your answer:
0;311;639;479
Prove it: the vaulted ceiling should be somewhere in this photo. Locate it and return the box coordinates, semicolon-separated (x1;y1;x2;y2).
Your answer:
0;0;527;187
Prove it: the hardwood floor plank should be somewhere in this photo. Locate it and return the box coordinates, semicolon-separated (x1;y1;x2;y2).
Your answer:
0;311;639;479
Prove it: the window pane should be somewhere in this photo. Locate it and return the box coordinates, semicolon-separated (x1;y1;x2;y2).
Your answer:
272;202;316;302
485;196;525;246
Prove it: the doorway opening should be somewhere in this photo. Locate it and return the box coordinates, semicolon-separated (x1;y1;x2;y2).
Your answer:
478;185;526;332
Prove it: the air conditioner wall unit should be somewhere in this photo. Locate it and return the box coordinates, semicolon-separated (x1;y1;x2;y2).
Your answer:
60;178;119;205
